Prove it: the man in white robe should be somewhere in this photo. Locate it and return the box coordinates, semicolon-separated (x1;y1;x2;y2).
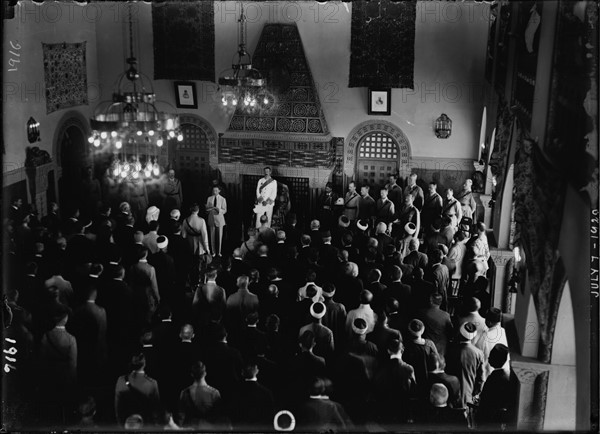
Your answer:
255;167;277;228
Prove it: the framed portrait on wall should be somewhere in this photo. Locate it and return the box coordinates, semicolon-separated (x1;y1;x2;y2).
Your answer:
174;81;198;109
368;88;391;115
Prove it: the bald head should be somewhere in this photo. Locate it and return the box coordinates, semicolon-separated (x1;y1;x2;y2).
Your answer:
180;324;194;341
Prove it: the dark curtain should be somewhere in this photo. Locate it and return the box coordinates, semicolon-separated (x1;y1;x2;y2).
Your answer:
513;133;568;363
489;96;515;193
152;1;215;82
349;0;416;89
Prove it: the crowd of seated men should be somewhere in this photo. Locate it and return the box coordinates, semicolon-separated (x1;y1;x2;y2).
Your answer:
2;188;518;431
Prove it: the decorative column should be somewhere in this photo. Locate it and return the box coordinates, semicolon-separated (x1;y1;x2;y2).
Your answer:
490;247;514;310
512;359;551;431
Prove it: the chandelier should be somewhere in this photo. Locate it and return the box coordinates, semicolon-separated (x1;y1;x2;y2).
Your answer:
218;3;271;112
89;4;182;181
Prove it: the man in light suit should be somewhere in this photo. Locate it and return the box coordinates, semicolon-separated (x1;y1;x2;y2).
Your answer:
255;167;277;228
206;186;227;257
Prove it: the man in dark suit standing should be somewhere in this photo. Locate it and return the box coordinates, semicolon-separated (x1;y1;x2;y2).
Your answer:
114;353;162;427
295;377;352;432
384;265;412;333
148;236;176;305
416;292;454;356
67;284;107;388
128;245;160;328
318;230;340;272
201;325;244;414
232;362;276;430
373;339;416;425
321;283;347;353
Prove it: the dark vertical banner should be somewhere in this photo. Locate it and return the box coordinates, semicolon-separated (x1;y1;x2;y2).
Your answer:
349;0;415;89
152;1;215;82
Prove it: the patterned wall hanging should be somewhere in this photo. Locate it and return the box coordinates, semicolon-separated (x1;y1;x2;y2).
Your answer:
42;42;88;114
545;0;598;207
349;0;416;89
488;96;515;192
152;1;215;82
226;23;330;137
513;134;567;364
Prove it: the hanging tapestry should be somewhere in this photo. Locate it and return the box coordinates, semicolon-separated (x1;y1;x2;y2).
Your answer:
152;1;215;82
545;0;598;207
42;42;88;114
494;0;512;95
488;96;515;192
513;133;567;363
349;0;416;89
512;1;543;130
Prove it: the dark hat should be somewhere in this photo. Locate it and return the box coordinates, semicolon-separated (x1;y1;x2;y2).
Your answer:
486;307;502;325
489;343;509;368
273;410;296;431
352;317;368;335
310;302;326;319
408;318;425;336
322;284;336;297
50;303;72;324
431;218;442;231
459;321;477;340
156;236;168;249
338;215;350;228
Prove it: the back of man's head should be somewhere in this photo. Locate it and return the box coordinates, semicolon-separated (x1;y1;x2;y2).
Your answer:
309;377;326;396
486;307;502;326
429;292;443;307
191;361;207;381
342;232;353;246
299;330;316;350
180;324;194;341
390;265;402;282
258;245;269;256
360;289;373;305
465;296;481;313
301;234;311;246
368;268;381;283
388;338;403;355
260;214;268;224
430;383;449;407
237;275;250;288
242;362;259;380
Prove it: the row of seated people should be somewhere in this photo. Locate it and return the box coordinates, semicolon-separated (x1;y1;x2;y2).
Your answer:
2;199;510;431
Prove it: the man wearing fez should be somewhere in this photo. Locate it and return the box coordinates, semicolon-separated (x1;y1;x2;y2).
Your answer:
255;167;278;228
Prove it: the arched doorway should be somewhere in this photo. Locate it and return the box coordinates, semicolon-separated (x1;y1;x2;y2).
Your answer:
355;132;400;193
58;124;89;213
345;120;412;191
169;115;216;210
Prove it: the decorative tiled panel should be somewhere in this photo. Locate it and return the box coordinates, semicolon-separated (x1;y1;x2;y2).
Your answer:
226;23;330;138
218;138;335;169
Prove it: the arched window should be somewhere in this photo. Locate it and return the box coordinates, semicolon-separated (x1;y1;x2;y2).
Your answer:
356;132;400;187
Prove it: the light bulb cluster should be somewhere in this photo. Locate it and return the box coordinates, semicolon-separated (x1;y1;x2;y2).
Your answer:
88;125;183;149
220;89;272;113
110;157;161;181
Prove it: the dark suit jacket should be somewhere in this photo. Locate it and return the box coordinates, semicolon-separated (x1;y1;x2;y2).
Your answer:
65;234;95;266
148;251;176;302
322;298;347;348
67;301;107;382
373;357;416;423
319;243;340;270
233;380;275;428
428;371;462;408
230;258;252;280
416;306;454;356
478;369;520;427
236;326;269;362
201;342;244;402
296;398;352;431
334;275;363;311
114;371;161;425
404;250;429;270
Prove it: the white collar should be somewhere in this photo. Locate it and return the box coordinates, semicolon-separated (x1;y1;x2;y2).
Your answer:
244;378;258;382
162;319;172;322
390;354;403;360
139;259;148;263
247;324;257;328
86;300;95;303
89;274;99;278
55;325;66;330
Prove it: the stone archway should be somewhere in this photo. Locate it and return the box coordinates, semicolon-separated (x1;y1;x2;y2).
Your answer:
344;120;412;183
52;111;91;213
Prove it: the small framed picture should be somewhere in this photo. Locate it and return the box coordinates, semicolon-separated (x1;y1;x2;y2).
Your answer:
174;81;198;109
368;88;391;116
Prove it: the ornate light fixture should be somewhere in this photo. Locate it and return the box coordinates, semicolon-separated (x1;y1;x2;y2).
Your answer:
435;113;452;139
218;3;270;112
89;4;182;181
27;117;40;143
